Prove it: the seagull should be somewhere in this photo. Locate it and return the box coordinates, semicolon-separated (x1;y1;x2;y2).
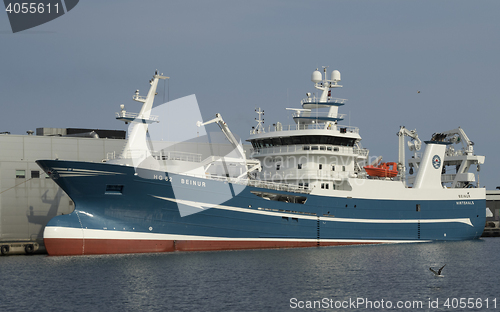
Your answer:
429;264;446;277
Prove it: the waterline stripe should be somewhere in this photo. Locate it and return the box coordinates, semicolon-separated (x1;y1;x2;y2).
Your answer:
44;226;428;243
152;196;473;226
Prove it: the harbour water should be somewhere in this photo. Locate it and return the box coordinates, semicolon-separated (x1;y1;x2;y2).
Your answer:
1;238;499;311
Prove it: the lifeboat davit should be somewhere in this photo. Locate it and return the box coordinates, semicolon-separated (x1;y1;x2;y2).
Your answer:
364;162;398;178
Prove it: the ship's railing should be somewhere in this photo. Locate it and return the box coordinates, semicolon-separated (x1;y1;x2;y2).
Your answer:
353;148;369;157
132;94;147;102
177;172;312;194
445;149;467;157
300;96;347;105
441;173;475;183
251;123;359;135
152;151;202;162
117;150;202;162
292;112;346;119
119;150;149;159
115;111;159;122
441;174;456;182
244;179;311;194
259;168;352;181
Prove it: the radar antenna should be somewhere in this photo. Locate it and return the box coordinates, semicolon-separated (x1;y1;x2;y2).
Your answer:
252;107;265;134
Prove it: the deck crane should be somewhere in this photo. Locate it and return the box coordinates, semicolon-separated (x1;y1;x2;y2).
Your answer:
441;127;474;155
397;126;421;186
197;114;261;179
440;127;482;188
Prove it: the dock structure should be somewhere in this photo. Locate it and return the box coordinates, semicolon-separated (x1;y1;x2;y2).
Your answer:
483;189;500;237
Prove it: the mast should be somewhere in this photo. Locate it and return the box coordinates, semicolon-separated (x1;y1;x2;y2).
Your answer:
397;126;421;186
117;71;168;159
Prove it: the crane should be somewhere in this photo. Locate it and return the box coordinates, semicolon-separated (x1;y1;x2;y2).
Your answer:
441;127;474;155
197;113;261;179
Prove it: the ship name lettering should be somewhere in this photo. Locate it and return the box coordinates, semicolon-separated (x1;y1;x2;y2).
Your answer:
456;201;474;205
181;178;206;187
458;194;471;198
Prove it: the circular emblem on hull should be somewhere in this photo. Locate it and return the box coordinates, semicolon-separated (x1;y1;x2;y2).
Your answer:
432;155;441;169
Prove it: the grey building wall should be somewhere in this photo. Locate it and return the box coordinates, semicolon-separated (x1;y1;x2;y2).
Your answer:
486;190;500;222
0;134;126;245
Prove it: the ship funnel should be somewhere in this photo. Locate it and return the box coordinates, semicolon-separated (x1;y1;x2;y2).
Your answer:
412;134;451;189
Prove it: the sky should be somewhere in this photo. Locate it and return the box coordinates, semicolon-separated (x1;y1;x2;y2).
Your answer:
1;0;499;189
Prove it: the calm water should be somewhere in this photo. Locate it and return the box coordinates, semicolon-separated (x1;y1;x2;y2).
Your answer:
1;239;499;311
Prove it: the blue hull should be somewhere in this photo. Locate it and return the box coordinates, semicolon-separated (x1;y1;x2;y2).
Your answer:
36;160;486;255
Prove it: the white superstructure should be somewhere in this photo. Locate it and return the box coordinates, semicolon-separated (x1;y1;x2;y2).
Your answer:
247;67;368;191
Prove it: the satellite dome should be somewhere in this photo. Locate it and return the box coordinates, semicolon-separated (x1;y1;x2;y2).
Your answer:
331;70;341;82
311;70;322;83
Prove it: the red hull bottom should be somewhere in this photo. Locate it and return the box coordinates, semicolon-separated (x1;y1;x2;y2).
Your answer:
44;238;379;256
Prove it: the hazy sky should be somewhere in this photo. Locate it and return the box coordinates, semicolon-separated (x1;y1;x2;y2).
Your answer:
1;0;499;189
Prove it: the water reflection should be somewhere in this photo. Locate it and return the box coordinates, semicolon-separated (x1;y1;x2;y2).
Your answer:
0;239;497;311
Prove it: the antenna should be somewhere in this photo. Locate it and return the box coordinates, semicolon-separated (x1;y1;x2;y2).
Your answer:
322;65;329;82
253;107;265;133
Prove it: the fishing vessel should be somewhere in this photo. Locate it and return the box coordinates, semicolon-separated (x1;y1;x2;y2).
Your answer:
36;68;486;256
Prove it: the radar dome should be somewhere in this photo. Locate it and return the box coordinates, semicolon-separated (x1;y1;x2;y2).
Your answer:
331;70;341;82
311;70;322;83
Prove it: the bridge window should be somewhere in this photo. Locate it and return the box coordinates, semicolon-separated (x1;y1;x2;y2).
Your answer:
250;135;355;149
271;138;281;146
292;136;302;144
282;137;293;145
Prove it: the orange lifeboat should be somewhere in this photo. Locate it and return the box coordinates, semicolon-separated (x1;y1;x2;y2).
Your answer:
364;162;398;178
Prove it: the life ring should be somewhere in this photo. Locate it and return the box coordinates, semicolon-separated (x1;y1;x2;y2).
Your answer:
24;244;34;255
1;245;9;255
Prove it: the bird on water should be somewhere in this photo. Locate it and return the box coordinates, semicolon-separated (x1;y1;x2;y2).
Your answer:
429;264;446;277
